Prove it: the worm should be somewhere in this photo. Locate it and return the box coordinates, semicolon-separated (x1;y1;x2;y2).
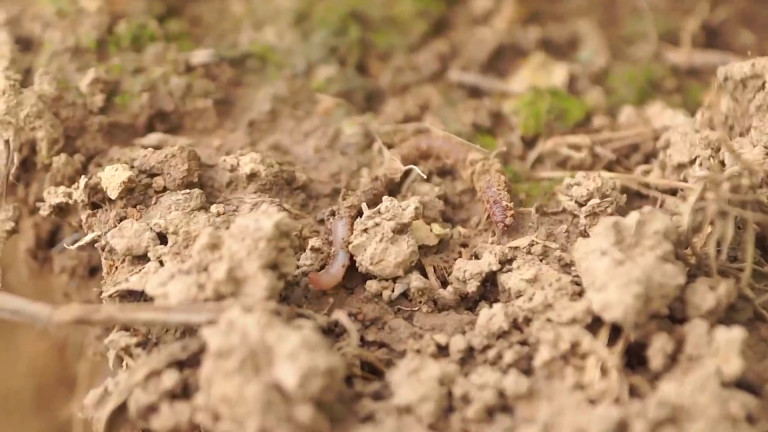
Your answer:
308;173;400;290
308;215;353;290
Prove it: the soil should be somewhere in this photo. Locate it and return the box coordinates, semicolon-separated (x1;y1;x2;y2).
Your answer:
3;1;768;431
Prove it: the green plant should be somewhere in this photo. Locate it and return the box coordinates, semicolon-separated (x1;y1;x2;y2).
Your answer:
474;132;498;151
510;88;588;138
113;91;134;109
605;62;670;108
300;0;448;66
505;166;558;207
108;18;160;54
682;80;706;114
162;18;195;52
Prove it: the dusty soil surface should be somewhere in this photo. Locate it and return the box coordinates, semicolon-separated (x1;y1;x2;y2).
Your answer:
3;0;768;431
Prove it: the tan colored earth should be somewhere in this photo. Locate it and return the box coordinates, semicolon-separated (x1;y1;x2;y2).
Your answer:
2;1;768;431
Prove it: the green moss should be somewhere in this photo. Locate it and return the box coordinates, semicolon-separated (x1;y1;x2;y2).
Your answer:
108;19;160;54
40;0;74;15
682;80;706;113
106;62;125;78
300;0;449;66
516;180;558;206
80;36;99;51
113;91;134;109
474;132;498;151
504;166;524;183
510;88;588;138
249;42;281;64
505;166;558;206
605;62;670;108
162;18;195;52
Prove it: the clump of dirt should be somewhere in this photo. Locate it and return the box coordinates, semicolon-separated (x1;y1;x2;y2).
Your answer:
446;244;512;304
195;307;346;432
349;196;423;279
386;353;458;425
573;207;687;332
97;164;136;199
143;206;299;306
628;319;758;431
497;254;589;323
683;276;738;321
559;171;626;231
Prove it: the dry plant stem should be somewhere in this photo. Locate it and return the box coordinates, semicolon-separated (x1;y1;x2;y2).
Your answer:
661;0;741;71
679;0;711;50
446;68;519;95
531;170;696;191
561;128;658;145
0;291;228;328
378;122;491;157
526;127;660;168
88;337;205;432
660;43;744;71
0;139;12;204
692;201;768;224
740;206;757;292
634;0;659;59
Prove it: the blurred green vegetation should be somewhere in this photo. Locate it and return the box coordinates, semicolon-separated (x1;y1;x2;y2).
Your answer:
505;166;558;207
298;0;449;66
605;62;670;108
509;88;589;138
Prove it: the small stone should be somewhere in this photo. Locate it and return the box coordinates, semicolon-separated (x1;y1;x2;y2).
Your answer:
646;332;676;373
448;334;469;361
209;204;226;216
134;132;193;149
188;48;219;67
411;220;440;246
382;289;393;303
97;164;136;199
152;176;165;192
712;325;748;384
106;219;159;257
432;333;450;347
501;369;531;400
365;279;394;297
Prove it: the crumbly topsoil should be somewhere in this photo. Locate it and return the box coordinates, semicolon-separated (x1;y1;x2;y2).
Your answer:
3;1;768;432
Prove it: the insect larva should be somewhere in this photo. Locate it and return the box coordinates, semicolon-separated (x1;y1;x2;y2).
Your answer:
480;178;515;231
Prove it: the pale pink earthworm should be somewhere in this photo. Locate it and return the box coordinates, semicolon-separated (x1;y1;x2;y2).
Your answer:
308;215;353;290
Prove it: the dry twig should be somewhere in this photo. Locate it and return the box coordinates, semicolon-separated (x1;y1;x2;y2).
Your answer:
0;291;229;328
660;43;745;71
526;127;662;169
445;69;519;95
